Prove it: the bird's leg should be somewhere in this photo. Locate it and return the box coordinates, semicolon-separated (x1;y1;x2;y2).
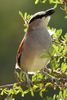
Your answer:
25;72;33;86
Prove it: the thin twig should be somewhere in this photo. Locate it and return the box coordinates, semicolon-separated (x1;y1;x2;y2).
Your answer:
0;68;67;89
0;82;21;88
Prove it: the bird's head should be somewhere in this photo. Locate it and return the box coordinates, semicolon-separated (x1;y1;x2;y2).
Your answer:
29;8;55;29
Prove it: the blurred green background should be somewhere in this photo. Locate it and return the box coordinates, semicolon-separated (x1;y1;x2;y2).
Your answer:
0;0;67;98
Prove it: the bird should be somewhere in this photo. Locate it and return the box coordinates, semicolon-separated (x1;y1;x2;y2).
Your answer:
15;8;55;75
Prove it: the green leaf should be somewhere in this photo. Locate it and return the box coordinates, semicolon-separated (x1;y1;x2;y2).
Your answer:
53;29;62;39
64;33;67;39
61;63;67;73
64;16;67;19
30;87;34;96
23;89;29;96
19;11;23;19
41;0;47;3
35;0;39;4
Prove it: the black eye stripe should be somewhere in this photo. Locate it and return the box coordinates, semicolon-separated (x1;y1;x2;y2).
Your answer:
29;14;45;24
29;8;55;24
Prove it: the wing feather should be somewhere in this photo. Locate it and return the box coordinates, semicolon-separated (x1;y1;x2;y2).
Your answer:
16;35;26;67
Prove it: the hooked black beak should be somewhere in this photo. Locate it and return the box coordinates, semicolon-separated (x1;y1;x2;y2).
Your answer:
45;8;55;17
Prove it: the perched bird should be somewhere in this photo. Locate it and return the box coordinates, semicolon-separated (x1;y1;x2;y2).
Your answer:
15;8;55;75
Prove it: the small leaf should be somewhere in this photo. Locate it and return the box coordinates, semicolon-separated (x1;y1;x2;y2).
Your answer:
45;82;51;87
30;87;34;96
19;11;24;19
53;29;62;39
39;88;45;97
64;33;67;39
61;63;67;73
41;0;47;3
64;16;67;19
35;0;39;4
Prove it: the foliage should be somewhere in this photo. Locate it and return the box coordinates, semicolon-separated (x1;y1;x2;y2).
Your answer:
0;0;67;100
35;0;67;13
0;29;67;100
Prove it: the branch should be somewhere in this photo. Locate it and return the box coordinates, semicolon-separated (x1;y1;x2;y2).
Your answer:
0;68;67;89
0;82;21;88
